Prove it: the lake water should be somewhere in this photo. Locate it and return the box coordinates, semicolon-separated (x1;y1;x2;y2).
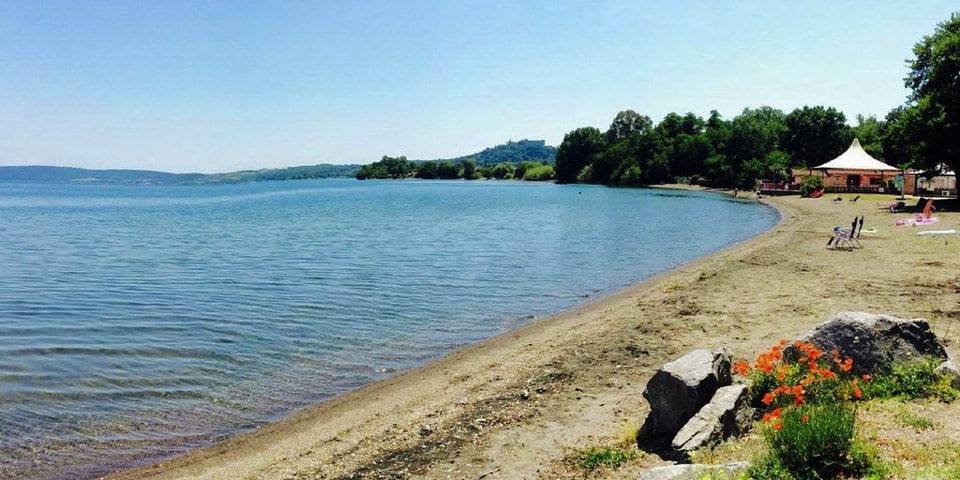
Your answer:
0;179;778;479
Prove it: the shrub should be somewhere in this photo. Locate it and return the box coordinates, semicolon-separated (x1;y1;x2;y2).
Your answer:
799;175;824;197
861;357;959;402
736;340;874;479
521;164;555;181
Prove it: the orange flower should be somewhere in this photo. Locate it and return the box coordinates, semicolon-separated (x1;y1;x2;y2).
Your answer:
762;393;775;405
862;374;871;382
771;408;782;418
733;360;750;376
853;386;863;399
791;385;804;396
779;338;788;346
802;414;809;424
773;421;783;431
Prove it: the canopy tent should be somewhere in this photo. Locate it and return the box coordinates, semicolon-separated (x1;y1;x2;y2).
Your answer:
814;138;899;171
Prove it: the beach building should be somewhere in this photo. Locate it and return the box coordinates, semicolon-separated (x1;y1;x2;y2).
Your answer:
791;138;900;193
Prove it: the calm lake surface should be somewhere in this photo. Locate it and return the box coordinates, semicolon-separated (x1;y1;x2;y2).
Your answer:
0;179;778;479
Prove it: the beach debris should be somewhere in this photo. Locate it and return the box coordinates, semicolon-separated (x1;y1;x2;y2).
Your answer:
788;312;948;373
637;348;732;443
671;384;753;456
637;461;749;480
935;360;960;389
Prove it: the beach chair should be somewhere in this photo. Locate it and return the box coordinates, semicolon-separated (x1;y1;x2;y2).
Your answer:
889;201;906;213
849;195;860;203
827;216;863;250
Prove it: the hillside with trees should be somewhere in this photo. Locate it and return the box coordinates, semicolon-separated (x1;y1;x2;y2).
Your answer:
356;139;556;181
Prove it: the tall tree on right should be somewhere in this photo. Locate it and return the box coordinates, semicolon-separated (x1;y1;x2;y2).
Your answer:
905;12;960;187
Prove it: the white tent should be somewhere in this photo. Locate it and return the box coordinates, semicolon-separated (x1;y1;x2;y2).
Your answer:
814;138;899;171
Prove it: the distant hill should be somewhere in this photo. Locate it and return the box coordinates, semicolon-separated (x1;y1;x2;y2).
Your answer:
0;164;361;184
424;139;556;166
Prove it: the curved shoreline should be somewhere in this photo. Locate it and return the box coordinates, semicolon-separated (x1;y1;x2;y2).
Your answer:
106;193;960;479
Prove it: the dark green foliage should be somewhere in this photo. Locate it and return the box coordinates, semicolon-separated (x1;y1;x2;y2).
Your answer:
905;13;960;184
356;156;411;180
799;175;824;196
783;106;851;168
417;161;439;179
555;127;604;183
461;159;479;180
453;139;556;166
436;161;461;179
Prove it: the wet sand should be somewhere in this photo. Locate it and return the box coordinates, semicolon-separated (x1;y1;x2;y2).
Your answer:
104;193;960;479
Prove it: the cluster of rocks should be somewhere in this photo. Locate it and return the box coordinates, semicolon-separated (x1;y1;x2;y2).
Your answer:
636;311;959;480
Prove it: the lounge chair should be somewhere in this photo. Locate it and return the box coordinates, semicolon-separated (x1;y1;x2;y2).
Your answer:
889;201;906;213
827;215;864;250
849;195;860;203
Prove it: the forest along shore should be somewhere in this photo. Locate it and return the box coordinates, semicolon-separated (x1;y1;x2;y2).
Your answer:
106;194;960;480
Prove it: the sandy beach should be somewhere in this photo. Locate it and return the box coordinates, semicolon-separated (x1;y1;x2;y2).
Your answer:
105;193;960;480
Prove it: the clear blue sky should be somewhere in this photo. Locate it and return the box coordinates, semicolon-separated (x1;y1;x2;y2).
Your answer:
1;1;956;173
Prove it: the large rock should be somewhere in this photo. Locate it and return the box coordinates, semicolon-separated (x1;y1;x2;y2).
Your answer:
671;384;752;455
638;349;732;442
935;360;960;389
793;312;947;373
638;462;749;480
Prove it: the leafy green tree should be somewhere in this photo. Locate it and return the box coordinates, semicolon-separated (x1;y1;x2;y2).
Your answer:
783;106;851;168
851;114;885;159
605;110;652;143
461;158;479;180
491;162;515;179
727;107;787;188
880;106;923;168
436;161;461;179
555;127;604;183
417;161;439;179
905;12;960;184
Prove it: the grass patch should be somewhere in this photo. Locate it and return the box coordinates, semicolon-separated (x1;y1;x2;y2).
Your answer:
572;446;637;473
895;410;936;430
862;358;960;403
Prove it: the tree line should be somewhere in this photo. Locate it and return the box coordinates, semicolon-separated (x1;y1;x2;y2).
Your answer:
556;13;959;191
356;156;555;181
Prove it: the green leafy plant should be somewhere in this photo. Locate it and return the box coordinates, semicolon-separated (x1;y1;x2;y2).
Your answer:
574;446;636;472
799;175;824;197
736;340;875;479
861;358;959;402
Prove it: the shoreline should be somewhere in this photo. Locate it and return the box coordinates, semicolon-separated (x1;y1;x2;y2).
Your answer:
105;193;959;479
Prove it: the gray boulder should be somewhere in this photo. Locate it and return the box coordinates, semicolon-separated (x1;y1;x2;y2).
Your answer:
671;384;752;455
638;349;732;442
791;312;947;373
935;360;960;389
638;461;749;480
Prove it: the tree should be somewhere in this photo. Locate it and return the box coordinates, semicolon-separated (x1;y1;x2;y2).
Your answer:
905;12;960;183
555;127;604;183
417;161;439;179
461;158;478;180
727;107;787;188
436;161;461;179
605;110;652;143
851;114;885;159
783;106;851;168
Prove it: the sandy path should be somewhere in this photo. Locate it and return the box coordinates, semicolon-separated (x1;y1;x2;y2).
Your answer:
104;194;960;480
